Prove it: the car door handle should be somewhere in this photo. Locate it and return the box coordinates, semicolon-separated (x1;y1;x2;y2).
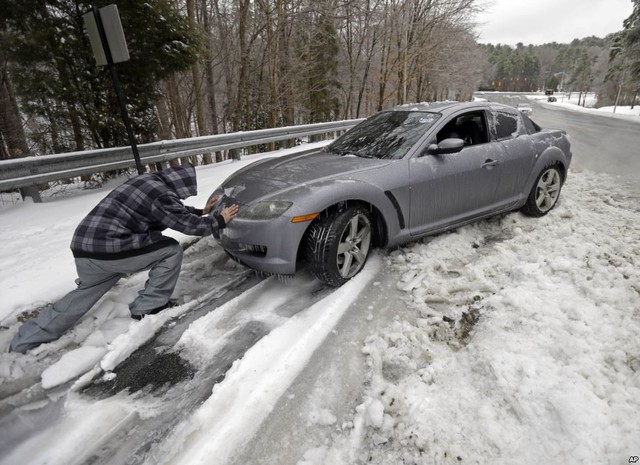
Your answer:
481;159;501;168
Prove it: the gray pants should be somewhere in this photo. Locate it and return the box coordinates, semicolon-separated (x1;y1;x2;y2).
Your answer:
10;243;183;354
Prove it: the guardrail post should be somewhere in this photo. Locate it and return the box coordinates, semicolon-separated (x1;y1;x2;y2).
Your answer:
19;185;42;203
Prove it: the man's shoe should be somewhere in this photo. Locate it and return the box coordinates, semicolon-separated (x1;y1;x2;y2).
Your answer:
131;301;178;321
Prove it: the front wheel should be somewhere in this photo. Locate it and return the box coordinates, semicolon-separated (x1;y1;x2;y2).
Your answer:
521;165;563;217
305;206;373;287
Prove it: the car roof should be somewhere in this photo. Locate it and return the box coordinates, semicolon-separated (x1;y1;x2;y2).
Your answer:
387;101;515;116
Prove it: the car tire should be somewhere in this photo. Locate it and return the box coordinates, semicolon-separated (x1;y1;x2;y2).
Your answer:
306;206;373;286
521;165;563;217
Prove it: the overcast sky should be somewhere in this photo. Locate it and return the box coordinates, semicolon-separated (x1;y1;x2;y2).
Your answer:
475;0;634;45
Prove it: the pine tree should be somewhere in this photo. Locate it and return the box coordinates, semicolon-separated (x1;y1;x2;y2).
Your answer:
0;32;30;158
3;0;200;154
614;0;640;105
299;2;341;123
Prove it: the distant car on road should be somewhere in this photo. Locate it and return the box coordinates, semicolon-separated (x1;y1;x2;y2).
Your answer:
517;103;533;115
212;101;572;286
548;96;557;102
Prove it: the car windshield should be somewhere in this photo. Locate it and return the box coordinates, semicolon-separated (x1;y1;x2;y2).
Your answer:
327;110;441;159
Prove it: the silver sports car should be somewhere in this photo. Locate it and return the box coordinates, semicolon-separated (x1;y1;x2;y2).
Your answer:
212;101;572;286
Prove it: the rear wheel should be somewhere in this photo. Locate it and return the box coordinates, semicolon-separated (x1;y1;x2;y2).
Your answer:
521;165;563;217
305;206;373;286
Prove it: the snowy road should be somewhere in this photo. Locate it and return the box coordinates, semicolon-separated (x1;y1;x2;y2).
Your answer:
1;105;639;465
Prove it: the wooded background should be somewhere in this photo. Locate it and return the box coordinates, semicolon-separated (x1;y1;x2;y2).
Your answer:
1;0;639;164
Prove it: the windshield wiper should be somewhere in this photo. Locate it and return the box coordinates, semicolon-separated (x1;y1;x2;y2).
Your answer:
340;149;376;158
324;146;350;156
326;146;376;158
332;149;356;157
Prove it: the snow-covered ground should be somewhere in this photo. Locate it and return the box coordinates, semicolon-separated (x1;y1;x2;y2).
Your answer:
1;110;639;464
320;171;640;464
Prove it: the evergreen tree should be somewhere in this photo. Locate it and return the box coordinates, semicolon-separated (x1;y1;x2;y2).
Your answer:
484;44;540;91
612;0;640;95
2;0;200;154
0;31;30;158
299;3;341;123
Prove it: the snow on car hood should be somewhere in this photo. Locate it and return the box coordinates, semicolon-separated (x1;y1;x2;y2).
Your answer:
220;150;392;202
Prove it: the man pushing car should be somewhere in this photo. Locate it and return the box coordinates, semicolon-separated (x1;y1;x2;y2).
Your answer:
10;163;239;354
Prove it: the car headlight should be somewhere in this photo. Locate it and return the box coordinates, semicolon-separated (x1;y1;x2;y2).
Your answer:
238;201;293;220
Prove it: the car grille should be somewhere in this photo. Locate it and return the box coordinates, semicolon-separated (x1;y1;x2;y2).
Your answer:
240;243;267;256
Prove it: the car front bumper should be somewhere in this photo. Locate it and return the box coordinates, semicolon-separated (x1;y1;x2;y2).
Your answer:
216;215;311;275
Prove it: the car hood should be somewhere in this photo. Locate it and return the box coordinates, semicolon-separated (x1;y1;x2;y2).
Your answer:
220;150;392;202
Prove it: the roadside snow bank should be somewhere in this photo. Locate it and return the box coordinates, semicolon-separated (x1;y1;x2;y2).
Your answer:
302;171;640;464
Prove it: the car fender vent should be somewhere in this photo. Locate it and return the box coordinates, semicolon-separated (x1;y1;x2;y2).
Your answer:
384;190;405;229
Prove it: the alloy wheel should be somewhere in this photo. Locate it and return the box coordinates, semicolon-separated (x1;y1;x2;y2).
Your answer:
535;168;561;213
336;213;372;279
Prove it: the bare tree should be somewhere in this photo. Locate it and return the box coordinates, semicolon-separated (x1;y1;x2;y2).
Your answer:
0;65;30;158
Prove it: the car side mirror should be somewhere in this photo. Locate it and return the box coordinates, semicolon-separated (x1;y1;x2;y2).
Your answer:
425;138;465;156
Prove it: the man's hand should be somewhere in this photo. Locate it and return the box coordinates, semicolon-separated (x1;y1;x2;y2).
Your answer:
220;204;240;224
203;195;219;215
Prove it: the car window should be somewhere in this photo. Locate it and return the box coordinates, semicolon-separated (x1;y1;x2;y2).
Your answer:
435;111;489;146
327;111;441;159
494;111;519;140
521;113;541;134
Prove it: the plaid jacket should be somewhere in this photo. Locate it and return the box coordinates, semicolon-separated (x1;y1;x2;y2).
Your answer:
71;164;219;259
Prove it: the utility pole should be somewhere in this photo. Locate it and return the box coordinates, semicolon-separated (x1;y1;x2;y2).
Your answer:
611;46;625;114
613;66;626;114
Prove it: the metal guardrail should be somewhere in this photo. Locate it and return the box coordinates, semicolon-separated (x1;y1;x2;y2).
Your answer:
0;119;363;200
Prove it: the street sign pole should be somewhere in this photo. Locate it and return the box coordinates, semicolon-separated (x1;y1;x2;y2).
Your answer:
89;5;144;175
